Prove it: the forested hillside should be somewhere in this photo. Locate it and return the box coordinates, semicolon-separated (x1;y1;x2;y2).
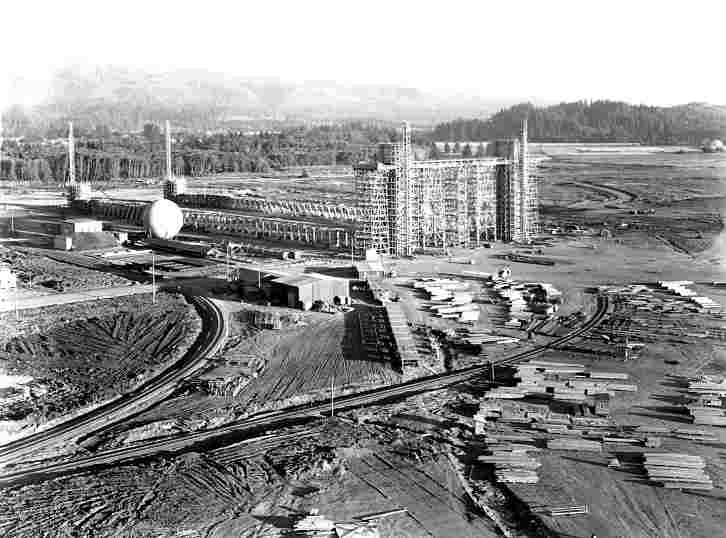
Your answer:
432;101;726;145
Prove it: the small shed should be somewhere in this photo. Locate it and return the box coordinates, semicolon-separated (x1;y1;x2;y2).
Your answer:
62;218;103;235
354;259;386;280
0;265;17;290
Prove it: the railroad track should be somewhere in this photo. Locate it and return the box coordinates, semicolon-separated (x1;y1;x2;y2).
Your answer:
0;295;227;466
0;295;609;486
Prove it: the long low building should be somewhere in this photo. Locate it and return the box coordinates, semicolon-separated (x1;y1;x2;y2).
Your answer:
232;265;350;309
72;199;354;250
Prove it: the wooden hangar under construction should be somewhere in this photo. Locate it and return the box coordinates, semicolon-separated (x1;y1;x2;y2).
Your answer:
354;121;539;256
63;118;539;257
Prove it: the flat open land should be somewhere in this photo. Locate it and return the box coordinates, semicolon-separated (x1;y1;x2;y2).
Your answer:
0;293;200;435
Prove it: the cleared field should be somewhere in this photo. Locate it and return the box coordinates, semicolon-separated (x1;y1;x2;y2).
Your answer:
0;293;200;424
0;246;131;291
231;309;401;410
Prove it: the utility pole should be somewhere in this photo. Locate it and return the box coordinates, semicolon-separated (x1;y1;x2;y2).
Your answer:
151;253;156;304
330;375;335;417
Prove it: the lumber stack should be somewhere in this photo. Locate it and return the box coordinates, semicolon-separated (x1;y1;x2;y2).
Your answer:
670;428;718;443
688;377;726;396
643;453;714;490
548;505;589;517
684;377;726;426
513;360;637;403
547;438;602;452
479;446;541;484
688;405;726;426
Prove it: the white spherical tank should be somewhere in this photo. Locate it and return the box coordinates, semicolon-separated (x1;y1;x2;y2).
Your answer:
143;199;184;239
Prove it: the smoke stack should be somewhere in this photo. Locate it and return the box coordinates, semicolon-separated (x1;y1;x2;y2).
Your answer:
165;120;173;181
68;122;76;185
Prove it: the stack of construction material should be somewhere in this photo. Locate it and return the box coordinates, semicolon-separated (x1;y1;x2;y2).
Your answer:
473;400;550;431
460;330;519;346
548;505;589;517
688;399;726;426
515;361;637;402
690;295;721;310
414;278;482;322
683;377;726;425
478;445;541;484
643;453;714;490
658;280;696;297
688;376;726;396
482;431;537;445
547;438;602;452
548;505;590;517
671;428;718;443
484;386;528;399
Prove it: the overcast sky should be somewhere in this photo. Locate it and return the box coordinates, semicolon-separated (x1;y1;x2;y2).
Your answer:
3;0;725;107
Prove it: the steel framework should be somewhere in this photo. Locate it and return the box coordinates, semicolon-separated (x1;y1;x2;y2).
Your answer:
355;120;538;256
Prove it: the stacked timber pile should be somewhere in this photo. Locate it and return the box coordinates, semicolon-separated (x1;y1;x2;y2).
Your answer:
688;376;726;396
632;425;718;443
643;453;714;490
413;278;480;323
670;428;718;443
658;280;722;312
478;445;541;484
489;281;562;327
384;302;420;368
684;376;726;426
456;328;519;347
484;386;528;399
473;398;618;436
515;360;636;404
548;505;589;517
687;397;726;426
547;438;602;452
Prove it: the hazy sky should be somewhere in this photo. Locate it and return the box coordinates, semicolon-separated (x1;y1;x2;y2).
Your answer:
3;0;725;107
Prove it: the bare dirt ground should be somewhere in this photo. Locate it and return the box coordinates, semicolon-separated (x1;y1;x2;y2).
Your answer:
0;293;200;433
0;245;131;292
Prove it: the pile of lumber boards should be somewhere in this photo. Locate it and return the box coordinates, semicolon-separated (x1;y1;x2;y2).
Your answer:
547;438;602;452
688;376;726;396
688;404;726;426
670;428;718;443
548;505;589;517
514;360;637;403
684;377;726;426
643;453;714;490
458;329;519;347
478;445;541;484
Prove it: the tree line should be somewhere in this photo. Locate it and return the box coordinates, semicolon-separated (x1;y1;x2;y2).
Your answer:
431;101;726;145
0;123;397;182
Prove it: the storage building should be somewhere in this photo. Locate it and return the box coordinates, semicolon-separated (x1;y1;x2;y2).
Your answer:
270;273;350;309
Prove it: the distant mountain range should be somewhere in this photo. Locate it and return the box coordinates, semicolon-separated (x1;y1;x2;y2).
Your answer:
2;65;520;135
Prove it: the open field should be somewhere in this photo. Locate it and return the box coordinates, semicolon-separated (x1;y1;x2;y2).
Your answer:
0;293;200;430
0;245;132;292
100;303;403;441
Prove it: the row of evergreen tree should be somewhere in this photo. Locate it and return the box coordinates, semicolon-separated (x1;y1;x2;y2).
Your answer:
431;101;726;144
